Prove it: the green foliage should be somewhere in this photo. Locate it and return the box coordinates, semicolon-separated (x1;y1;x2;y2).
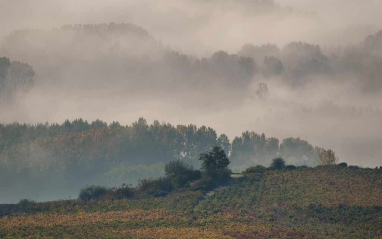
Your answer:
338;162;348;168
0;118;335;202
190;175;215;191
79;184;134;202
285;165;297;170
297;165;309;169
270;157;286;170
279;137;322;166
79;186;108;201
231;131;279;167
105;184;134;200
230;133;324;168
243;165;266;174
217;134;231;155
318;149;338;165
198;146;231;188
165;160;201;188
199;146;230;177
0;118;222;202
137;178;173;197
165;160;191;178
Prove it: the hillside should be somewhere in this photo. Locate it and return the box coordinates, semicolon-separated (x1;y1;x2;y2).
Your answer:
1;166;381;238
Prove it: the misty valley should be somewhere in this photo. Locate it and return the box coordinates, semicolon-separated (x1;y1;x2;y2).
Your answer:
0;1;381;238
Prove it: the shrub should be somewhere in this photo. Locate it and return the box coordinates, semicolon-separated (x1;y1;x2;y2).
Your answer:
190;169;231;191
285;165;297;170
79;185;108;201
215;168;232;185
338;162;348;168
165;160;201;188
18;199;36;205
138;177;173;197
348;165;359;170
243;165;266;174
297;165;309;169
270;158;286;170
165;160;191;177
106;184;134;200
188;170;202;182
190;175;214;191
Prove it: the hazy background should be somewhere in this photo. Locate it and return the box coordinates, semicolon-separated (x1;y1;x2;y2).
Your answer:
0;0;381;172
2;0;382;54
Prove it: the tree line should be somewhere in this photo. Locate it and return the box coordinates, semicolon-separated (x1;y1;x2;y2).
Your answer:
0;118;326;171
0;118;331;202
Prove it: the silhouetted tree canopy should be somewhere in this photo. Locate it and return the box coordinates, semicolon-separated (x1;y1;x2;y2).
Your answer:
199;146;230;177
270;158;286;170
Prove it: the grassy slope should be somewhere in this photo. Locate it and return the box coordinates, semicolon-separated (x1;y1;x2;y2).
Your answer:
0;166;381;238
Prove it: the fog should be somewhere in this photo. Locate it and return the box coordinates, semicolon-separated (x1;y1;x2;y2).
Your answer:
0;0;381;202
2;0;382;54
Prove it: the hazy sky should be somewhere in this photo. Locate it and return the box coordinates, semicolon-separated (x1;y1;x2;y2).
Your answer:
1;0;382;54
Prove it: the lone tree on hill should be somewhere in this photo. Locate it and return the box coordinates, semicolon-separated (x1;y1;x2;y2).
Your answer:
270;157;286;170
199;146;230;179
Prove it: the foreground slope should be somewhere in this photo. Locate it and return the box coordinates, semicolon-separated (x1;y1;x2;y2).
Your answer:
0;166;381;238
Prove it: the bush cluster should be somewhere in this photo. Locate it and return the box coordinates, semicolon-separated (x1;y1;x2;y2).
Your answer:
78;146;232;201
338;162;348;168
79;186;108;201
79;184;134;201
164;160;201;188
243;165;266;174
137;178;173;197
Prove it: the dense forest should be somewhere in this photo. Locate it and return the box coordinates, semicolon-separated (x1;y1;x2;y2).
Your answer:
0;118;326;203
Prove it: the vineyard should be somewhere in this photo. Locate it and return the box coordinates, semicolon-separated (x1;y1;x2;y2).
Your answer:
0;166;381;238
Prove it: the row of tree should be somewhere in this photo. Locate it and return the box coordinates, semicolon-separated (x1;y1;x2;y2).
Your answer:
0;118;332;202
0;118;234;203
0;118;326;171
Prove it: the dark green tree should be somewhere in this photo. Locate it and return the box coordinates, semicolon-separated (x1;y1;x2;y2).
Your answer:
199;146;230;178
270;158;286;170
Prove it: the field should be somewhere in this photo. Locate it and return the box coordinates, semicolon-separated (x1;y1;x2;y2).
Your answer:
1;166;381;238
